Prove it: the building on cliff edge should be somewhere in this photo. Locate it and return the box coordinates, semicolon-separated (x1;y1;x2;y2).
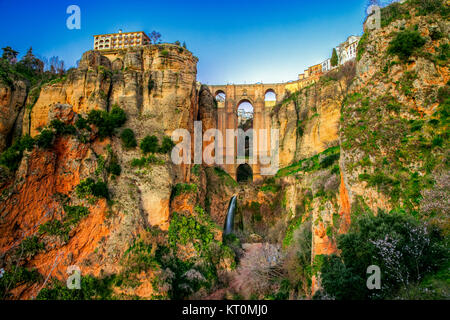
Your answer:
93;30;150;51
336;35;361;65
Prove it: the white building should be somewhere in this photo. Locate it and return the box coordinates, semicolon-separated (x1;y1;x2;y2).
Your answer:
321;58;332;72
93;30;150;51
337;35;361;65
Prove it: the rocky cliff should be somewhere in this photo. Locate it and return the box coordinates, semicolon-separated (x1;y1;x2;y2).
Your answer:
0;0;448;301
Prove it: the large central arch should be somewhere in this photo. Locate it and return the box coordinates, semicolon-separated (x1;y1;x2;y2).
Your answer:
208;83;285;182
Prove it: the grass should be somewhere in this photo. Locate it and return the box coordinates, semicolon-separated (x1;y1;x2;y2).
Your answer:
39;205;89;241
276;146;340;177
75;178;109;199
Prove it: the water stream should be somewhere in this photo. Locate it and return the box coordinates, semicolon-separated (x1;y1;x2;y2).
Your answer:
223;195;237;236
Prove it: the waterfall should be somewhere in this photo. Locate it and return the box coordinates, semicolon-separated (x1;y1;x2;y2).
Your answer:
223;196;237;236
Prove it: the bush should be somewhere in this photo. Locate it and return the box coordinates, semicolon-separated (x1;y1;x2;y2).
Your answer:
172;183;198;198
107;162;121;176
412;0;449;16
130;154;164;167
36;275;115;300
39;205;89;241
232;243;284;299
0;266;41;298
87;106;127;138
75;116;90;131
318;211;447;299
35;129;55;149
64;205;89;225
75;178;109;199
0;134;35;170
168;212;213;251
120;128;137;149
159;136;175;154
50;119;76;135
39;220;69;240
140;135;159;154
320;153;340;169
387;29;426;62
19;236;45;257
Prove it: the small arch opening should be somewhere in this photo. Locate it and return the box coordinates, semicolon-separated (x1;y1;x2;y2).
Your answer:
215;91;226;103
236;164;253;183
265;90;276;102
237;100;253;130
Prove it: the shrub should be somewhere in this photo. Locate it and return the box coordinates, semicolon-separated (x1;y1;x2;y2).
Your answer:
0;135;35;170
130;155;164;167
0;266;41;298
387;29;426;62
172;183;198;198
75;178;109;199
35;129;54;149
39;205;89;241
320;153;340;169
36;275;115;300
90;181;109;198
64;205;89;226
380;2;409;27
87;106;127;138
75;116;90;131
140;135;159;154
168;212;213;251
120;128;137;149
19;236;45;257
356;32;369;61
191;164;200;176
39;220;69;240
412;0;449;16
107;162;121;176
159;136;175;154
231;243;284;299
318;211;447;299
50;119;76;135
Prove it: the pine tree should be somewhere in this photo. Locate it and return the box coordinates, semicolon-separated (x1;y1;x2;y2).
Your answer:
331;48;339;67
1;46;18;64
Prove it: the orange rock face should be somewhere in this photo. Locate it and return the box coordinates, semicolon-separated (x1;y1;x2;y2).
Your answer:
0;136;113;299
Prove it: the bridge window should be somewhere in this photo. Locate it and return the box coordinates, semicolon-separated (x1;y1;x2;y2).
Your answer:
265;89;276;102
236;164;253;183
237;100;254;130
215;91;226;103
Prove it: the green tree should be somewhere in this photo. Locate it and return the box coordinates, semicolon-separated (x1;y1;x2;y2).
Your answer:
16;47;44;76
388;29;427;61
120;128;137;149
159;136;175;154
318;211;447;299
36;129;55;149
1;46;18;64
140;135;159;154
331;48;339;67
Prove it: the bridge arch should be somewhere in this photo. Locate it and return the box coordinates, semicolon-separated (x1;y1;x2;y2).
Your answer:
215;90;226;102
236;163;253;183
264;89;277;102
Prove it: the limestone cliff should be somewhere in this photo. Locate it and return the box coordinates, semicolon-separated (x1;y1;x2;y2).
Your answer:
0;80;27;152
0;44;224;300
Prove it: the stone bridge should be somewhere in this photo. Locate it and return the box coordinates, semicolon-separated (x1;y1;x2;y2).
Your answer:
208;77;318;182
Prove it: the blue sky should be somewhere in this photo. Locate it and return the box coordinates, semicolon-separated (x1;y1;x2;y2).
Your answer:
0;0;369;84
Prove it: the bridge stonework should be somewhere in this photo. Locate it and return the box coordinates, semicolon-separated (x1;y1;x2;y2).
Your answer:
207;83;288;182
